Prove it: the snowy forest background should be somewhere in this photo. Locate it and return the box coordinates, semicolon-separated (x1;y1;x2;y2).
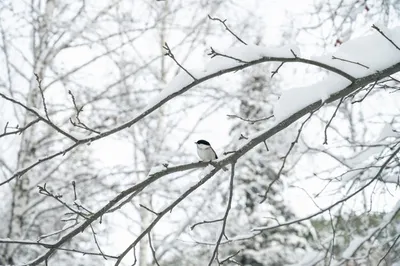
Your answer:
1;0;400;265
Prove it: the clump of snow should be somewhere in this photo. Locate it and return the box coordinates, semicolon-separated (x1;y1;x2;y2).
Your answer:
345;123;396;168
313;26;400;78
274;74;351;121
148;165;166;175
274;26;400;121
145;68;204;109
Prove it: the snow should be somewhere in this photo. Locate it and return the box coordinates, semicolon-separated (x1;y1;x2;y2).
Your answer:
144;26;400;125
341;236;364;259
144;44;299;112
313;26;400;78
273;74;351;121
148;165;166;175
340;200;400;260
274;26;400;121
144;68;203;109
288;249;324;266
339;123;399;183
198;165;216;177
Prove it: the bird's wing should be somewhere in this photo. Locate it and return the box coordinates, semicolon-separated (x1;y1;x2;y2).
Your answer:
211;147;218;159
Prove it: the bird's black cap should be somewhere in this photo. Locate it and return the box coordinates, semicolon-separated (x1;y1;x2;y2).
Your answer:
195;139;211;145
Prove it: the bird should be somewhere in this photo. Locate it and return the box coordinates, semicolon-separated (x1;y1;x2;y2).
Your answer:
195;139;228;171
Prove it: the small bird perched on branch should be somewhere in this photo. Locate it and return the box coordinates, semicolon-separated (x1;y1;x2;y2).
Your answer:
195;139;228;171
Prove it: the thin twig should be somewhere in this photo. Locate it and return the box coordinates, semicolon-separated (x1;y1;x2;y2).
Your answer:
332;55;369;69
190;218;224;231
90;225;107;260
324;97;344;145
271;62;285;78
372;24;400;51
3;121;9;133
263;140;269;151
290;49;298;58
139;204;159;216
35;73;51;121
0;92;78;141
208;162;236;265
227;114;274;124
208;15;247;45
328;210;336;265
72;181;77;201
163;42;197;80
351;80;378;104
219;250;241;265
0;119;40;138
37;183;88;219
68;90;100;134
208;47;248;63
148;233;161;266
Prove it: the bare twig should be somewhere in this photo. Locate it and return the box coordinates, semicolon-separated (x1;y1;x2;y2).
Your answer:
190;218;224;231
89;225;107;260
290;49;298;58
0;119;40;138
34;73;51;121
3;121;9;133
148;233;161;266
332;55;369;69
163;42;197;80
324;97;344;144
208;162;236;265
208;15;247;45
37;183;88;219
139;204;159;216
372;24;400;51
0;92;78;142
219;250;241;265
351;80;378;104
227;114;274;124
72;181;77;201
208;47;248;63
263;140;269;151
328;210;336;265
271;62;285;78
68;90;100;134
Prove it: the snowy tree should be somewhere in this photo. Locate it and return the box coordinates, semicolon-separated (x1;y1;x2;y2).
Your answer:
1;1;400;265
